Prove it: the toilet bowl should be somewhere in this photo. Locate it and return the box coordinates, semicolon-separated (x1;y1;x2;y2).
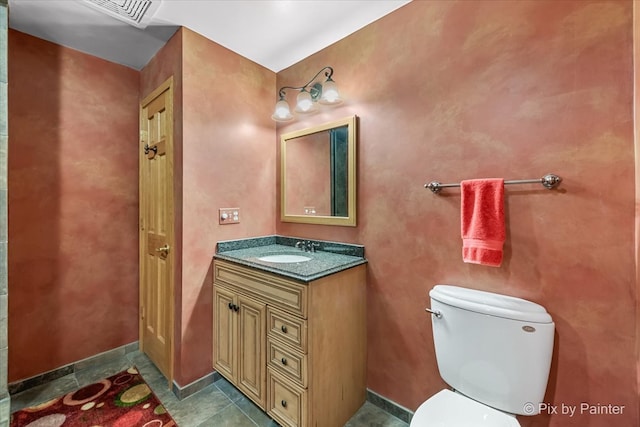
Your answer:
410;285;555;427
411;390;520;427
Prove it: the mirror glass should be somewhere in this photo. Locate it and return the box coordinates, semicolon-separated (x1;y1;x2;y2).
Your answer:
281;116;357;226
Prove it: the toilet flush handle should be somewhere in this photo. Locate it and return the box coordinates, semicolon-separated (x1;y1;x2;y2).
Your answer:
425;307;442;319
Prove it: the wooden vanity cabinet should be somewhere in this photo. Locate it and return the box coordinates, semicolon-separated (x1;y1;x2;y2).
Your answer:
213;259;367;427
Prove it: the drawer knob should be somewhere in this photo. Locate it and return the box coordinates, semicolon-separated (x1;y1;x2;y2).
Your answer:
281;325;288;333
281;357;287;365
281;400;287;408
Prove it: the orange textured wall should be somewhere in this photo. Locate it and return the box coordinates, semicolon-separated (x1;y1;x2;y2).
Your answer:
634;2;640;422
178;28;276;385
8;30;140;381
276;1;636;425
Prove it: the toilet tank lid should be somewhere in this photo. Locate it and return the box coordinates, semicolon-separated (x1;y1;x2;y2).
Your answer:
430;285;553;324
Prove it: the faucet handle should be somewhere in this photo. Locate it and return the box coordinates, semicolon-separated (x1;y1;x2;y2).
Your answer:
295;241;305;250
309;243;320;253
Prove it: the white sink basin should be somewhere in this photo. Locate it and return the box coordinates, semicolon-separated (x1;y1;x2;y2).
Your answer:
258;254;312;263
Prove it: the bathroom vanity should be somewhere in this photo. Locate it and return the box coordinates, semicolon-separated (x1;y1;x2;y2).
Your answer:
213;236;367;427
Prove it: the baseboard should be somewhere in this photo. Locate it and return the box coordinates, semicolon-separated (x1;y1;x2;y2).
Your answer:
8;341;139;396
171;371;221;400
367;388;414;423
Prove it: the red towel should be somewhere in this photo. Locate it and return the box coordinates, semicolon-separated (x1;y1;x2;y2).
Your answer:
460;178;505;267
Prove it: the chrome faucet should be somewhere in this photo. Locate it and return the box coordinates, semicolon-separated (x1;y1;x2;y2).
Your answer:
295;240;320;253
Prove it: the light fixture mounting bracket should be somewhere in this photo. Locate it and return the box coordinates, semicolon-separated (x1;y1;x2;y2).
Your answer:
276;66;335;100
309;82;323;102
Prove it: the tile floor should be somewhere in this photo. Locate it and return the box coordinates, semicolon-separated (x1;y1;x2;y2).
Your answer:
10;350;410;427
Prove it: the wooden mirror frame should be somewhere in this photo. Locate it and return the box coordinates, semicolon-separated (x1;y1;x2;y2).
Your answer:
280;115;357;226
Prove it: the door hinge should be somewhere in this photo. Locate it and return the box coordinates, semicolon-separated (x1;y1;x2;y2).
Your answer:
140;305;145;320
140;130;148;143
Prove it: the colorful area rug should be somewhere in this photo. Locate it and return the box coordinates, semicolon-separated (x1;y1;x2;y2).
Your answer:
10;367;177;427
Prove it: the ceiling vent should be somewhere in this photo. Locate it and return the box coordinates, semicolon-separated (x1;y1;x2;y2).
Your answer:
79;0;161;29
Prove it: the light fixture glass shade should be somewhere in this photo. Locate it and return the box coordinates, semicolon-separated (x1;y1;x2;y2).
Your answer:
271;99;294;122
319;79;342;105
295;90;316;113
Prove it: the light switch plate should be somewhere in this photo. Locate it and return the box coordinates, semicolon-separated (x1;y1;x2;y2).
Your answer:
219;208;240;225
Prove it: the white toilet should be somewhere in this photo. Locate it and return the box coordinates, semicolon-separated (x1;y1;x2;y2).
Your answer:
412;285;555;426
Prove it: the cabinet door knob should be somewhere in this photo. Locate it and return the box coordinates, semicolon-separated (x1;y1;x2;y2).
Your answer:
281;357;287;365
281;400;287;408
281;325;288;333
228;302;233;311
233;304;239;312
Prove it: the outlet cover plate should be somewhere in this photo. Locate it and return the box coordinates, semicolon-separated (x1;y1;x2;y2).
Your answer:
219;208;240;225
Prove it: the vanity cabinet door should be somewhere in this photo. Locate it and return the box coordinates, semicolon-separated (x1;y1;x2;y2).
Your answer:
214;285;267;409
237;294;266;408
213;286;236;382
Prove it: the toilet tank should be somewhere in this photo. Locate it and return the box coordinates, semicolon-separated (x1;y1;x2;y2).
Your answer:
429;285;554;416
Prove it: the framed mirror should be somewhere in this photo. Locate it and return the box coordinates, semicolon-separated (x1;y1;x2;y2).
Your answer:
281;115;357;226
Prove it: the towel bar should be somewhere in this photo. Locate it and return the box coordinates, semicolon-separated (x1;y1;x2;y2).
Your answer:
425;174;562;194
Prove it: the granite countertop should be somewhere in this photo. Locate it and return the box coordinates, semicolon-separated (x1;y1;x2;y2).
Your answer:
213;236;367;282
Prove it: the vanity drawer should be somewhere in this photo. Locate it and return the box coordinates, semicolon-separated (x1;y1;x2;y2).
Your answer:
267;368;307;427
267;307;307;353
267;339;307;388
215;261;308;317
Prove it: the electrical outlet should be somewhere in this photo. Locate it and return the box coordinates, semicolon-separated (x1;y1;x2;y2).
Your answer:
219;208;240;224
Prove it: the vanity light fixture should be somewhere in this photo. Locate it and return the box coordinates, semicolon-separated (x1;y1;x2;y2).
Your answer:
271;66;342;122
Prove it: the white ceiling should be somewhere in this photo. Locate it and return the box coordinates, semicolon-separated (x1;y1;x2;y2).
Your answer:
7;0;411;71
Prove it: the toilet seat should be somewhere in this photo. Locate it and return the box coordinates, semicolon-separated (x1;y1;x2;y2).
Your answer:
410;389;521;427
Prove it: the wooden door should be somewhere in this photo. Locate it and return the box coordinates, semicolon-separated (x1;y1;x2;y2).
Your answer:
139;77;174;383
237;295;266;407
214;286;237;381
